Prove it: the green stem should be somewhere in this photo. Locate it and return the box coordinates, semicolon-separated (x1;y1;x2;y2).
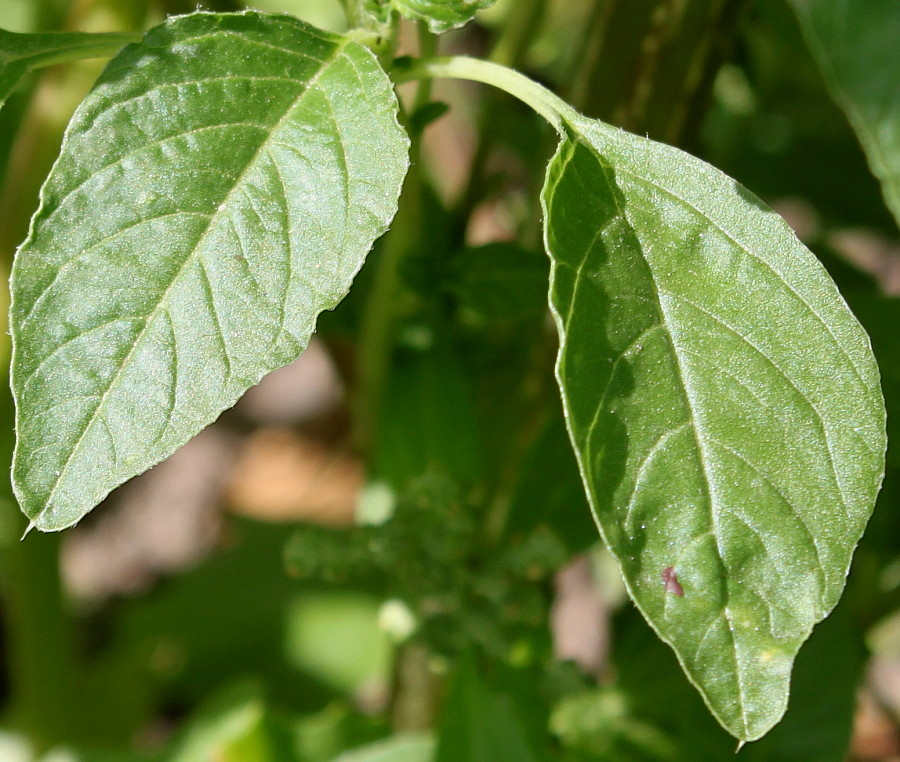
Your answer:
412;24;437;114
355;161;423;449
8;31;141;73
394;56;578;133
567;0;615;113
489;0;548;68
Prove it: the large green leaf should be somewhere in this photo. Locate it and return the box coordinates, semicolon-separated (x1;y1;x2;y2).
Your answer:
10;11;409;531
0;28;138;108
789;0;900;227
392;0;496;33
542;116;885;740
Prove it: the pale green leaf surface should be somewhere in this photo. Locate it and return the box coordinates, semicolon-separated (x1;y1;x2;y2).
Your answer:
0;28;138;108
789;0;900;227
11;11;409;531
542;117;885;740
333;735;435;762
392;0;495;33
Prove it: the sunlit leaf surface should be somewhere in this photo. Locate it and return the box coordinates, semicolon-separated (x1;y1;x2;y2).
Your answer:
393;0;496;33
11;12;409;531
542;116;885;740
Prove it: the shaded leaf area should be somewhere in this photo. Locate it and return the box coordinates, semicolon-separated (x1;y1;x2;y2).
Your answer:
847;296;900;467
789;0;900;227
701;0;895;234
542;121;884;739
551;604;859;761
504;412;597;554
0;27;138;108
10;11;409;531
436;657;538;762
393;0;496;33
440;242;550;324
374;335;483;489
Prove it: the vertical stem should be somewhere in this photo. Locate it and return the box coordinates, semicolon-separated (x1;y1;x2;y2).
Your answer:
413;23;437;113
2;521;83;750
567;0;617;114
0;0;150;749
490;0;548;68
355;162;424;449
391;643;443;732
565;0;745;147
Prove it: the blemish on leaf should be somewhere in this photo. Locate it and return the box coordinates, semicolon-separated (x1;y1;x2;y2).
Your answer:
662;566;684;596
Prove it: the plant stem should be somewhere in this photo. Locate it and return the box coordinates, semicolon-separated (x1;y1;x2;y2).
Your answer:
412;23;437;113
355;161;423;449
490;0;548;68
394;56;577;133
567;0;615;114
563;0;746;145
390;643;443;732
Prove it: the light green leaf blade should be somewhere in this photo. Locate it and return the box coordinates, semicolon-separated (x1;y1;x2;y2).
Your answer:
788;0;900;227
541;117;885;740
0;28;138;108
334;735;435;762
11;11;409;531
392;0;495;33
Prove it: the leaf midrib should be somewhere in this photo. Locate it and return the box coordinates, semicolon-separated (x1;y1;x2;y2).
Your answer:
570;137;752;737
29;37;352;525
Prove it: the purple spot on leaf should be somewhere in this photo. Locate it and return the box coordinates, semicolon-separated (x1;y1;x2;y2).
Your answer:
662;566;684;596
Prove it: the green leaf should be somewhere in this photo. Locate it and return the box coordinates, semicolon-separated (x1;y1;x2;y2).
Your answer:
334;735;435;762
443;242;549;323
10;11;409;531
375;330;482;488
609;601;861;761
541;117;885;740
165;682;289;762
436;658;537;762
504;412;595;553
789;0;900;227
392;0;496;33
345;0;394;36
0;28;139;108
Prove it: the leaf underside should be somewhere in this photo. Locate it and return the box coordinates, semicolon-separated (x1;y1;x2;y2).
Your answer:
789;0;900;227
0;28;137;108
393;0;496;33
542;117;885;740
11;11;409;531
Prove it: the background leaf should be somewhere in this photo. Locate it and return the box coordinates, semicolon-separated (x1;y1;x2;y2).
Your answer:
435;657;537;762
392;0;496;33
334;735;435;762
788;0;900;227
441;242;549;324
542;118;885;739
10;11;409;531
0;28;138;108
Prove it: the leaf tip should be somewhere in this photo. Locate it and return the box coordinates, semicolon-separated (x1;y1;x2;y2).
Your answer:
19;521;36;541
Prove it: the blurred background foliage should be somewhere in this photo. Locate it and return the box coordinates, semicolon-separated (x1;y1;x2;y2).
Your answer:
1;0;899;759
